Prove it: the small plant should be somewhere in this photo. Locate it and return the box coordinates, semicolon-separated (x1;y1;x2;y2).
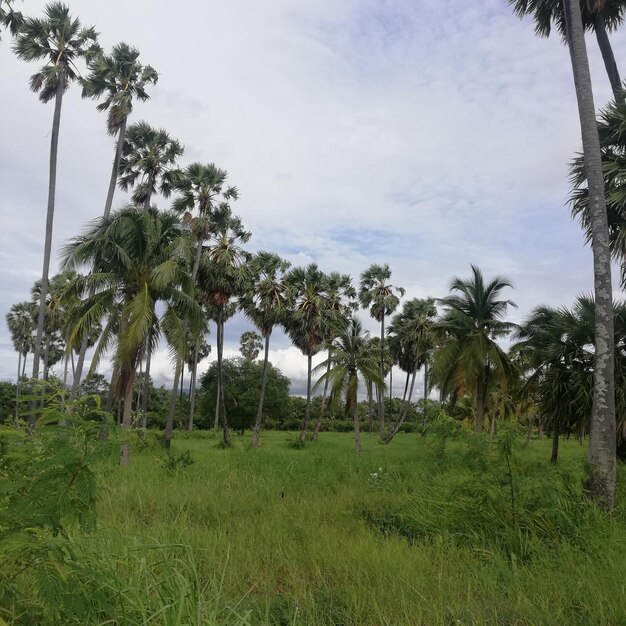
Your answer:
162;449;195;471
369;466;385;487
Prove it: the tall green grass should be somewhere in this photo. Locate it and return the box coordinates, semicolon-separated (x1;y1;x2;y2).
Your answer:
7;429;626;624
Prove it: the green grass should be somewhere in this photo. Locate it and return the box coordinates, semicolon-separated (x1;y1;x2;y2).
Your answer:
54;429;625;626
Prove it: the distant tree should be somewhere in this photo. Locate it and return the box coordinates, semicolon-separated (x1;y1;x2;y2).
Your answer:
239;331;262;361
14;2;99;380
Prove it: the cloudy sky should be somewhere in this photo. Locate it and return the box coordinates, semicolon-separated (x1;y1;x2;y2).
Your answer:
1;0;624;397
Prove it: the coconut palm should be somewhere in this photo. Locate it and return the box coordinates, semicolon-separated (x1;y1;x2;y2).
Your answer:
196;206;251;446
562;0;617;508
82;42;158;218
0;0;23;39
433;266;516;433
315;317;383;453
61;206;198;465
13;3;99;380
284;264;331;443
359;264;404;438
118;121;183;209
384;298;437;443
510;0;626;102
239;251;291;447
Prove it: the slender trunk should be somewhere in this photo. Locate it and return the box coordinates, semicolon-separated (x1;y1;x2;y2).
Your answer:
104;117;127;218
367;382;374;433
32;82;64;381
71;333;89;399
475;371;485;433
70;349;75;380
187;339;200;432
299;354;313;443
62;353;69;396
354;388;362;454
251;332;271;447
106;362;119;413
120;364;137;466
423;359;428;408
163;357;183;449
384;366;417;444
594;12;624;105
140;344;152;434
565;0;616;508
135;356;143;420
218;313;231;446
388;365;393;417
312;352;331;441
401;370;410;405
550;427;560;464
378;316;385;439
214;317;221;430
21;352;27;379
42;336;50;382
489;410;496;441
14;352;21;427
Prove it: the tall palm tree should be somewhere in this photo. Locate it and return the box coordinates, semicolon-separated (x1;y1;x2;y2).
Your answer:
384;298;437;443
118;121;183;209
239;331;263;360
61;206;198;465
0;0;23;40
196;206;250;446
14;3;99;380
510;0;626;102
82;42;158;218
563;0;617;508
239;251;291;447
6;301;36;424
433;266;516;433
315;317;383;453
284;264;330;443
312;271;357;440
359;263;404;439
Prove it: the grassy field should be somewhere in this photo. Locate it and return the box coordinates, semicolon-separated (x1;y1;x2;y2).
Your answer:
63;429;626;626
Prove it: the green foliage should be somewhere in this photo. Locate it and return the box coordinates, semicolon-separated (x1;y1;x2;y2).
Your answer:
162;449;195;471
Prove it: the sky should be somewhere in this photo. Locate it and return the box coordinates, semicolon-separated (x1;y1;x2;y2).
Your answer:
1;0;624;399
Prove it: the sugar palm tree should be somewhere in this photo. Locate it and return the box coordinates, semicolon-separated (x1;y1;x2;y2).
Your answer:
239;331;262;360
384;298;437;443
315;317;383;453
510;0;626;102
13;2;99;380
359;263;404;438
0;0;23;40
61;206;198;465
433;266;516;433
82;42;158;218
239;251;291;447
196;206;251;446
563;0;617;508
118;121;183;209
284;264;330;443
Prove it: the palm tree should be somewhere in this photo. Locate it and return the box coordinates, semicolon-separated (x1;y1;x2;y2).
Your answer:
239;251;291;447
118;121;183;209
510;0;626;102
239;331;262;360
196;206;250;446
384;298;437;443
14;3;99;380
0;0;22;39
82;42;158;218
563;0;617;508
312;272;357;440
315;317;383;453
359;264;404;439
6;301;36;424
284;264;330;443
433;266;516;433
61;206;198;465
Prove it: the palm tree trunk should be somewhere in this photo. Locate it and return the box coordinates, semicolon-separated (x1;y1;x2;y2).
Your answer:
423;360;428;409
354;391;362;454
388;365;393;417
594;12;624;105
187;339;200;432
384;366;417;444
135;356;143;420
475;372;485;433
367;382;374;433
564;0;616;509
550;426;560;464
312;352;331;441
401;370;410;405
489;411;496;441
32;82;64;381
106;362;119;413
14;351;21;427
163;357;183;449
104;117;127;218
378;316;385;439
251;332;271;447
140;345;152;435
21;352;27;379
120;364;137;466
219;315;231;446
42;336;51;382
71;333;89;399
299;353;313;444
